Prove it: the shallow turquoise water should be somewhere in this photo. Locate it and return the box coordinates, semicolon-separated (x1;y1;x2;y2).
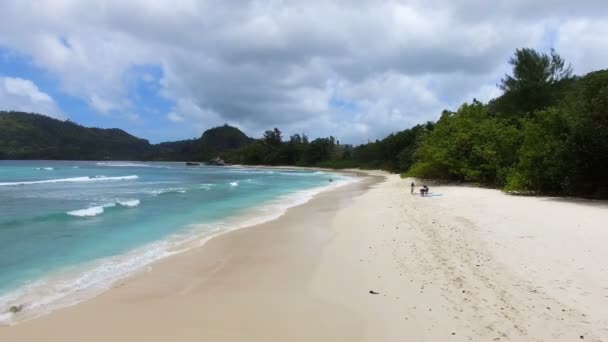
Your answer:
0;161;348;322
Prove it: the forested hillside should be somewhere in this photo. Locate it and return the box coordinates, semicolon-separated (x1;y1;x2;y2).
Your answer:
0;112;155;160
0;112;252;161
155;125;253;161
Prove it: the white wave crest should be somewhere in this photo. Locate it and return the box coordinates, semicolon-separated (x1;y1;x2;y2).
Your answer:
230;181;239;187
117;199;140;207
276;171;326;177
96;162;172;169
149;188;187;196
67;199;140;218
96;162;148;167
0;175;138;187
67;206;105;217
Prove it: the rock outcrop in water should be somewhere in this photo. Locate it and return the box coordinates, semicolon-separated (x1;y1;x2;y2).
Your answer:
206;157;227;166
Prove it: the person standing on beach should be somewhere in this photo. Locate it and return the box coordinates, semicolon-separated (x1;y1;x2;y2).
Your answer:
411;181;415;194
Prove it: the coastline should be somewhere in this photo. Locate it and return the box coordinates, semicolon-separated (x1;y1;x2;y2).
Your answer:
1;171;607;341
0;169;383;341
0;165;361;326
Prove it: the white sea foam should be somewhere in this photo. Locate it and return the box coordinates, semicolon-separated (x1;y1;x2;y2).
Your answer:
67;206;105;217
67;200;139;217
34;167;55;171
149;188;187;196
0;175;139;187
96;162;172;169
230;181;239;187
0;240;174;325
275;171;327;177
0;172;358;326
97;162;148;167
117;199;140;207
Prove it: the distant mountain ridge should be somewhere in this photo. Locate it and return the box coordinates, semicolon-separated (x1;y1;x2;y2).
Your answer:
0;111;253;161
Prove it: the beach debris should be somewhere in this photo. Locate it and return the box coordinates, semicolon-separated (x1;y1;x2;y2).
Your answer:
369;290;380;295
9;304;23;314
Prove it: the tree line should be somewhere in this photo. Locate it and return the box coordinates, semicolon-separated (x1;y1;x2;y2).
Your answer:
225;48;608;198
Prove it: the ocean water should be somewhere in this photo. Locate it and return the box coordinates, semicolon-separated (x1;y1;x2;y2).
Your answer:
0;160;354;324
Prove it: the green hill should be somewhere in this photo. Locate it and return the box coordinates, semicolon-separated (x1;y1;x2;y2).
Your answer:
0;111;154;160
0;111;252;161
195;124;254;160
154;125;254;161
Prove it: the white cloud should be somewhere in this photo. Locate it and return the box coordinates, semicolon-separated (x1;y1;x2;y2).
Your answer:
555;19;608;74
89;94;118;114
167;112;184;123
0;76;65;119
0;1;606;142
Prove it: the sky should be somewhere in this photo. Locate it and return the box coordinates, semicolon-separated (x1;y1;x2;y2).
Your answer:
0;1;607;144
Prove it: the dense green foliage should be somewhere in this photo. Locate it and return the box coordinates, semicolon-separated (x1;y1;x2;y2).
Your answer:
222;129;340;166
491;48;573;116
407;50;608;198
222;123;432;172
0;112;252;161
504;70;608;196
408;103;521;186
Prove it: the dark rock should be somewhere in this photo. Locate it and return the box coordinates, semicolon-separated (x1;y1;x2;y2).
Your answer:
9;305;23;314
206;157;228;166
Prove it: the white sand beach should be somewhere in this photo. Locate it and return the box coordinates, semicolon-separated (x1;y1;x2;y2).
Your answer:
1;172;607;341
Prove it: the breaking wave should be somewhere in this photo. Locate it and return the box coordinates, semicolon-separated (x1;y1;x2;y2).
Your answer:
0;175;139;187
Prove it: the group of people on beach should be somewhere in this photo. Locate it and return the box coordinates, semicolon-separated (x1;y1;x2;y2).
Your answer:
410;182;429;196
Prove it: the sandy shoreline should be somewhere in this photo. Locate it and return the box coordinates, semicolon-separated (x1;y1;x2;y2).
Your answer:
1;171;607;341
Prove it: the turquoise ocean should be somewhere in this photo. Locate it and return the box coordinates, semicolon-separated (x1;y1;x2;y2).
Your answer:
0;160;354;324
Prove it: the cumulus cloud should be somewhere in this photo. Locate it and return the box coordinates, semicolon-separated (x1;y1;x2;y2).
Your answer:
0;77;65;119
555;19;608;74
0;0;606;143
